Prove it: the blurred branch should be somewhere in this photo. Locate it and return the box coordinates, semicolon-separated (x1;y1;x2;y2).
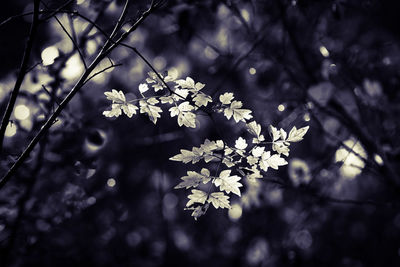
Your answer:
0;0;158;190
276;0;400;192
211;31;268;96
222;0;252;35
277;0;317;84
264;177;399;208
0;0;41;155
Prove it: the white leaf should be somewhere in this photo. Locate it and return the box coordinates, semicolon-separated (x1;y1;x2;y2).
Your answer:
186;189;207;207
260;151;287;171
174;168;211;189
193;93;212;107
232;108;253;123
169;106;179;117
103;104;122;118
104;89;125;103
139;99;162;124
269;125;280;141
287;126;309;142
169;148;204;164
138;83;149;94
235;137;248;150
219;92;234;105
176;77;195;89
280;128;287;140
160;96;174;104
272;141;290;156
121;103;138;118
246;121;261;137
251;146;265;158
177;111;196;128
207;192;230;209
213;170;242;196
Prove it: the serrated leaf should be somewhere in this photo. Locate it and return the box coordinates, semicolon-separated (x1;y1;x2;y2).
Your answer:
269;125;280;141
188;203;209;220
193;93;212;107
172;88;189;101
160;96;174;104
251;146;265;158
219;92;234;105
174;168;211;189
213;170;242;196
146;72;165;92
207;192;230;209
235;137;248;150
164;69;178;82
272;141;290;156
222;100;253;123
176;77;195;89
103;104;122;117
139;99;162;124
259;151;288;171
103;90;138;118
104;89;126;103
169;148;203;164
186;189;207;207
138;83;149;94
178;112;196;128
232;108;253;123
246;121;261;137
287;126;309;142
120;103;138;118
280;128;287;140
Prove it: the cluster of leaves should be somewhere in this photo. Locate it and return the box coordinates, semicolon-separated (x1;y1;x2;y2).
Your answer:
103;71;309;219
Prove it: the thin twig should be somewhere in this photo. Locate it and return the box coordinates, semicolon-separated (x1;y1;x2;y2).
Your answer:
40;0;87;69
83;63;123;85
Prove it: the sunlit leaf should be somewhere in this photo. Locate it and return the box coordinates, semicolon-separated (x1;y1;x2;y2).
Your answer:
213;170;242;196
207;192;230;209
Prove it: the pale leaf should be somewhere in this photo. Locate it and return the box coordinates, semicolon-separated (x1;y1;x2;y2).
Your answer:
287;126;309;142
174;168;211;189
104;89;126;103
269;125;280;141
193;93;212;107
213;170;242;196
186;189;207;207
207;192;230;209
246;121;261;137
235;137;248;150
219;92;234;105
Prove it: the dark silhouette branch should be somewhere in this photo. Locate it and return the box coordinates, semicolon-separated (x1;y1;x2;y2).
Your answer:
0;0;41;155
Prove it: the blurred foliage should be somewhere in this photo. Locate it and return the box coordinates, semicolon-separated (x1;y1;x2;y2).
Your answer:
1;0;400;266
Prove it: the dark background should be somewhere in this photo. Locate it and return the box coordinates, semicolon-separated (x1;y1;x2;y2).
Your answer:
1;0;400;266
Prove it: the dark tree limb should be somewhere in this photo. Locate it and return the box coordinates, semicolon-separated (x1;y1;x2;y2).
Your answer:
0;0;41;155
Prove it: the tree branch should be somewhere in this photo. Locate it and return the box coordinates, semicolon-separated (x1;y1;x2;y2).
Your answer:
0;0;157;190
0;0;41;155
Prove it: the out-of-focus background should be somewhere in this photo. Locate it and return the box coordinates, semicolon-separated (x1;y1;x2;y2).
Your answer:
1;0;400;266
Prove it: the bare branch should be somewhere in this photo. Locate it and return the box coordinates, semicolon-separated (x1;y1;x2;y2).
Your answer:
0;0;41;155
0;0;157;190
